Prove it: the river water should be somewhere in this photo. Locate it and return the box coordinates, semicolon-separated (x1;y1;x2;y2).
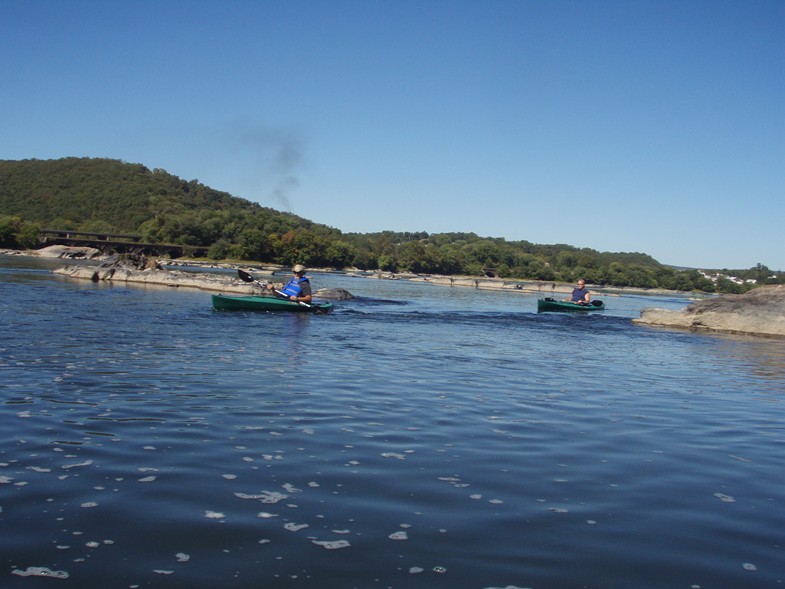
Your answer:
1;256;783;589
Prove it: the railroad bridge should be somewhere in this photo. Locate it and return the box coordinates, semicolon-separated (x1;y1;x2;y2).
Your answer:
38;229;208;259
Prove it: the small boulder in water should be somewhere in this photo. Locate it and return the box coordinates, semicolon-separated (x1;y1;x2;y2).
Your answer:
314;288;354;300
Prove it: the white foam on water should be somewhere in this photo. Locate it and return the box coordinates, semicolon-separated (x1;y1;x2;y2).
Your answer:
729;455;751;462
260;491;288;503
245;490;288;503
12;566;69;579
61;460;93;470
312;539;351;549
204;510;225;519
389;531;408;540
175;552;190;562
284;522;309;532
714;493;736;503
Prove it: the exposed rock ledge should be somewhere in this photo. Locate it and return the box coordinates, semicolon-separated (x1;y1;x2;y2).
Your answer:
52;256;355;300
54;263;257;294
633;285;785;337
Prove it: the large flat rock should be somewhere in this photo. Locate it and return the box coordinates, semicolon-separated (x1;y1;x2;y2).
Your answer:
634;285;785;337
54;265;256;293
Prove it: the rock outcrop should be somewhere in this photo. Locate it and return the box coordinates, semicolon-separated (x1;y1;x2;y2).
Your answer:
314;288;355;300
634;285;785;337
36;245;104;259
55;263;256;293
52;256;355;299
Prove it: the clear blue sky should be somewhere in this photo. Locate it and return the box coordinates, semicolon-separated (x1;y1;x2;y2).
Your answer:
2;0;783;270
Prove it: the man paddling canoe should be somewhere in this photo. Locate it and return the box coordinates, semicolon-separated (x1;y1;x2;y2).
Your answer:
563;279;591;305
269;264;313;304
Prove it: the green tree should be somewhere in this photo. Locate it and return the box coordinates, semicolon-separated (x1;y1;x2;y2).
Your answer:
16;222;40;249
0;215;39;249
377;254;398;272
207;239;231;260
0;215;21;247
715;276;745;294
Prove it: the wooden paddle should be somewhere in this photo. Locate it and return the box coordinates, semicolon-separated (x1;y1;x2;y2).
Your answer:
237;269;311;308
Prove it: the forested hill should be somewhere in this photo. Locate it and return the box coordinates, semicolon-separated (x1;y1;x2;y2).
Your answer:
0;157;318;235
1;158;778;292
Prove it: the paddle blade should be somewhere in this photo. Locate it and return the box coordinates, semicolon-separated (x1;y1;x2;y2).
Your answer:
238;269;255;283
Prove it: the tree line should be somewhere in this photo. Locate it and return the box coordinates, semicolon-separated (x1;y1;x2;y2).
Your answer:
1;158;782;293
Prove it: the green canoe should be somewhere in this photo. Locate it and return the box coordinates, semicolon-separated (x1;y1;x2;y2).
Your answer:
537;297;605;312
212;294;334;313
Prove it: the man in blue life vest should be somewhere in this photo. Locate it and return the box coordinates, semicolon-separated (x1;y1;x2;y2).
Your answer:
269;264;313;304
563;279;590;305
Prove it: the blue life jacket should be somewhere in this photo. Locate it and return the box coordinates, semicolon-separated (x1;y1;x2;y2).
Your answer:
280;276;309;297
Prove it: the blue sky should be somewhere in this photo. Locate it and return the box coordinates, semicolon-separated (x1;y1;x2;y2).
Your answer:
2;0;783;270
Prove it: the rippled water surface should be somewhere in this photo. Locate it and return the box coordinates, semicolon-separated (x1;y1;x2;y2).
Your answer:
1;258;783;588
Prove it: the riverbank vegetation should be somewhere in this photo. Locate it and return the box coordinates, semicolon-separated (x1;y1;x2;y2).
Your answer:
2;157;782;293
